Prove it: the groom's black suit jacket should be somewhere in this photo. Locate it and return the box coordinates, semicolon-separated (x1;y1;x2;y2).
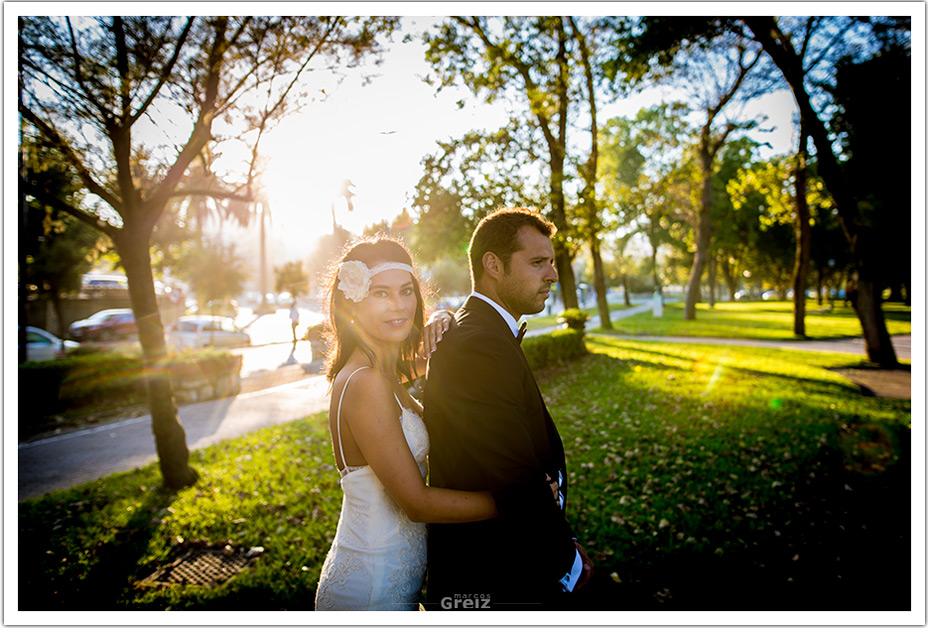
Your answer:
423;296;577;610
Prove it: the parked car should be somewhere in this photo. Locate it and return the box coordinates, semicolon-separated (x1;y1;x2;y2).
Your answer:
68;308;136;342
168;315;251;349
22;326;79;361
79;274;129;297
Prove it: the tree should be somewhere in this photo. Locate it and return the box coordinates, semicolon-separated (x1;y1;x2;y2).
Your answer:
569;16;612;329
411;123;545;265
607;18;777;318
741;16;908;366
19;16;398;489
423;17;584;308
175;237;248;309
274;260;309;300
826;41;912;305
21;139;108;336
600;104;690;299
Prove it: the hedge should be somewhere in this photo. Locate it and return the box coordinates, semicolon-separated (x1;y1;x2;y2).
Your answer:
19;349;242;430
520;329;587;370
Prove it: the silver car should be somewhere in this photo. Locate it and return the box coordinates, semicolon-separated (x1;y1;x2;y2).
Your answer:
168;315;250;349
23;326;79;361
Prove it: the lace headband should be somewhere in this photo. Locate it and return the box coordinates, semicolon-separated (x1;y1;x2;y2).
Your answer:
337;260;415;303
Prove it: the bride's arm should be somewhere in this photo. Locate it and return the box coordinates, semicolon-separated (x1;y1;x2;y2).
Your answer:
342;369;497;524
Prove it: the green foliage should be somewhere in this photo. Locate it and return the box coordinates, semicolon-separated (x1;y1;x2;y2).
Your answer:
21;138;108;297
410;123;545;263
556;308;590;330
274;260;309;299
521;329;588;370
827;42;912;292
18;349;243;436
425;257;471;296
174;238;248;308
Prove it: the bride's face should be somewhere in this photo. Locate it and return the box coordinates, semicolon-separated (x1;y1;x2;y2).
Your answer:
352;268;417;346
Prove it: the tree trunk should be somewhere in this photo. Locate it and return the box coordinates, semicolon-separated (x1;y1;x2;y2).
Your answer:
547;138;577;310
554;245;578;309
115;225;198;490
590;236;612;330
792;129;812;337
570;16;609;329
816;266;825;306
707;254;717;308
547;19;578;310
744;16;897;367
50;292;65;338
720;257;738;301
648;224;663;297
622;273;631;306
684;155;713;319
850;244;899;366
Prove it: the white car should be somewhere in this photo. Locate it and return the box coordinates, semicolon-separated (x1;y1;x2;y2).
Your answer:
168;315;250;349
23;326;79;361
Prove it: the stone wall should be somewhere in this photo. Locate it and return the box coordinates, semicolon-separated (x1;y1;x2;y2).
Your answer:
171;355;243;405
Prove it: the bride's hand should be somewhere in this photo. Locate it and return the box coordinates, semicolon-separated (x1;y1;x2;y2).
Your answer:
421;309;453;358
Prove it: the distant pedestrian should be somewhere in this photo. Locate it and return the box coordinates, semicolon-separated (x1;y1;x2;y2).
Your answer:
289;302;300;343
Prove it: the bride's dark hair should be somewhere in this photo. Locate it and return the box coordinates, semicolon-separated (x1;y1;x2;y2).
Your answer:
322;234;425;384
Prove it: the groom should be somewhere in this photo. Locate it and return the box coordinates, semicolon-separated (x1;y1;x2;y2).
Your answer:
423;207;593;610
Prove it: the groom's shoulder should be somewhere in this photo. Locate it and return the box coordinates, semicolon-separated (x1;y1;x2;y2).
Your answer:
449;304;504;343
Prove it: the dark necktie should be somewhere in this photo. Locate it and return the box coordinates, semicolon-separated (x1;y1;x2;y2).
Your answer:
516;321;527;343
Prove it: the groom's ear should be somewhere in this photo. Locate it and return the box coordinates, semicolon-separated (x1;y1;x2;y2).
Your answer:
482;251;504;280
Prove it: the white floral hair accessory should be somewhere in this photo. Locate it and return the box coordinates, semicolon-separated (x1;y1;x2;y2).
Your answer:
337;260;415;303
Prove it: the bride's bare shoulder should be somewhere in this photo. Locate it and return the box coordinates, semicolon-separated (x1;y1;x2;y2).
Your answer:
335;366;394;412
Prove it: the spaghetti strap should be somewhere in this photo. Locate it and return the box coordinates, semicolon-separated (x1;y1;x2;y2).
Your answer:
335;366;371;474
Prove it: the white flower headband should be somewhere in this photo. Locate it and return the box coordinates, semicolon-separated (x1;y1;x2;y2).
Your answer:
337;260;415;303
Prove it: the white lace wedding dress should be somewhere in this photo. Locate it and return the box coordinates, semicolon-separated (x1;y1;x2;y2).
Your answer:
314;367;429;611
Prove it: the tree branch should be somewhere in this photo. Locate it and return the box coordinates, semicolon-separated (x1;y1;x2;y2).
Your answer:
149;17;229;211
127;17;195;127
169;187;254;203
64;17;111;122
20;104;122;211
23;177;118;238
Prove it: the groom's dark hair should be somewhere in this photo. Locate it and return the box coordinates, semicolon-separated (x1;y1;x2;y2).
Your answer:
469;207;556;284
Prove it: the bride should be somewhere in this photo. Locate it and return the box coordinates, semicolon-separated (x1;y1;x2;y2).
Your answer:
314;235;500;611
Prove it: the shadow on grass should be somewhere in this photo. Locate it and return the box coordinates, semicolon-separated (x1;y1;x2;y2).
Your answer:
19;485;178;610
536;345;911;610
609;427;912;611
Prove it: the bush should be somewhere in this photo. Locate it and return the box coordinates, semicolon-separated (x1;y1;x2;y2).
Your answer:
19;348;243;433
521;329;588;370
557;308;589;331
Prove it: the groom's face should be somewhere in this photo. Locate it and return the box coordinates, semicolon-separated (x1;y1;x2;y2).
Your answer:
497;225;558;318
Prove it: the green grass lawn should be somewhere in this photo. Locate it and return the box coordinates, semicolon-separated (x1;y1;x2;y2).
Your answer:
18;334;911;611
525;301;634;330
597;300;911;340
